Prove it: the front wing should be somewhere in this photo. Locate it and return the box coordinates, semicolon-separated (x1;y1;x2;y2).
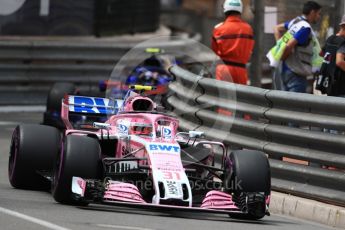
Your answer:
71;177;268;216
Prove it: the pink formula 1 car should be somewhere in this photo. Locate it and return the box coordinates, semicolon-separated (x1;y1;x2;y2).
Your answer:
8;86;271;220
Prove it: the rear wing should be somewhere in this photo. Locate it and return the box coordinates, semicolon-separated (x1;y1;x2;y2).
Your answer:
61;95;123;129
66;95;123;115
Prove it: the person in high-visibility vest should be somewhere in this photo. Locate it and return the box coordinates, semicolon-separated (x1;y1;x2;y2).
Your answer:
270;1;322;93
211;0;254;85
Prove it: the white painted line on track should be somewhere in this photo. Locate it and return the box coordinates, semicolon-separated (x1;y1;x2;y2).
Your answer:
96;224;155;230
0;106;45;113
0;121;20;126
0;206;71;230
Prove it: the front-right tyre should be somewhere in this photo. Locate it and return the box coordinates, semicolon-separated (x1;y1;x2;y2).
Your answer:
52;135;102;205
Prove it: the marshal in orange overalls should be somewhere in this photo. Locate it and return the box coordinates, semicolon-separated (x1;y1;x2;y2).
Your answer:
212;15;254;85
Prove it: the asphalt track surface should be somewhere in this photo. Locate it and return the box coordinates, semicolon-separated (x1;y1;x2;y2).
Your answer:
0;111;336;230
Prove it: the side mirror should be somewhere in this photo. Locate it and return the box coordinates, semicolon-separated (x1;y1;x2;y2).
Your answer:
189;131;204;138
93;122;110;130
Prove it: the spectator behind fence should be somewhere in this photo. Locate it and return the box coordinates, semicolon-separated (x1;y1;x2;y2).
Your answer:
267;1;323;93
316;15;345;97
211;0;254;85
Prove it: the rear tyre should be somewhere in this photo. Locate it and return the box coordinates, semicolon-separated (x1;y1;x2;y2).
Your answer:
46;82;75;112
8;125;60;190
44;82;75;128
52;135;102;205
224;150;271;220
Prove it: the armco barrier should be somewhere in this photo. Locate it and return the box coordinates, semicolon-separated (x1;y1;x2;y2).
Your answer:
168;65;345;207
0;38;201;84
0;36;208;105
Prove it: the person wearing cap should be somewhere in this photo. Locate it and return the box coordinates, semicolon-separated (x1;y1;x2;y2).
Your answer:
211;0;254;85
271;1;322;93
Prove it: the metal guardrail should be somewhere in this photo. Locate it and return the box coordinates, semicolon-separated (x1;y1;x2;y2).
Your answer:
0;36;272;105
0;38;202;83
168;65;345;207
0;37;208;105
0;38;201;60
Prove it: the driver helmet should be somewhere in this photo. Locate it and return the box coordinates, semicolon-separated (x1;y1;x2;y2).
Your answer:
143;56;162;67
131;124;152;135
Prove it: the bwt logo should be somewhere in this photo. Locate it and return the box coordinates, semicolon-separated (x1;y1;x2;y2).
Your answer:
149;144;180;153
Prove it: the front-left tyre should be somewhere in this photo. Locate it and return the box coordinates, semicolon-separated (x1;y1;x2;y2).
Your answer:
8;124;60;190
